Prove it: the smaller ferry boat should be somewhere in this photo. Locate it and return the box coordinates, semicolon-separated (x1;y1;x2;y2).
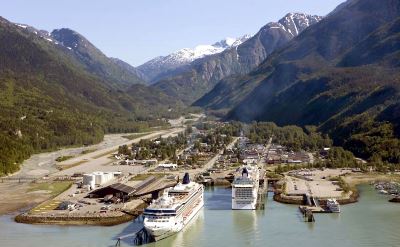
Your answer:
143;173;204;241
326;198;341;213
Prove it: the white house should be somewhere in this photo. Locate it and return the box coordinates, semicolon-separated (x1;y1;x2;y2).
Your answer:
158;163;178;169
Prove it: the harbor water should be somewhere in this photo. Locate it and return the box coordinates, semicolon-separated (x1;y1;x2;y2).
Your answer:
0;185;399;247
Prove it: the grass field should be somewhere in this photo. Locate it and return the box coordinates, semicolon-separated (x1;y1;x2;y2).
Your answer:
27;181;72;214
28;181;73;196
57;160;88;171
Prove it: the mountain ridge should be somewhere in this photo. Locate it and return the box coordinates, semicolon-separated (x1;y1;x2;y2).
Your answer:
196;0;400;163
153;12;322;104
137;35;251;83
12;24;146;88
0;16;182;175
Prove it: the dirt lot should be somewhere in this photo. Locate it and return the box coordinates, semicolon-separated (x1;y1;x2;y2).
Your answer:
344;173;400;186
285;169;351;199
0;182;53;215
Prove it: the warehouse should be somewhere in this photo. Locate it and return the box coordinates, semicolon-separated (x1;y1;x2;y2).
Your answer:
88;183;136;201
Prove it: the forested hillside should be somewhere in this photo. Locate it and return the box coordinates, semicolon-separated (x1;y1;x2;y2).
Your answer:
0;17;182;175
51;28;146;89
197;0;400;164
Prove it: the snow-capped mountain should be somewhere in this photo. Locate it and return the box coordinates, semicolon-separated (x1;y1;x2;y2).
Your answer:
14;23;59;44
152;12;323;104
137;35;251;82
265;13;322;36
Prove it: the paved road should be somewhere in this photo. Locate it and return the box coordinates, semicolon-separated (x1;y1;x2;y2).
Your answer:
8;114;201;179
152;137;239;178
54;114;205;177
10;133;147;178
53;128;185;176
203;137;239;171
7;127;185;179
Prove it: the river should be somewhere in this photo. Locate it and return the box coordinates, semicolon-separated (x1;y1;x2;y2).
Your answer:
0;185;399;247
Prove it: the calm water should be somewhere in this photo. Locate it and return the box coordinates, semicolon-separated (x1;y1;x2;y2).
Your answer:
1;185;399;247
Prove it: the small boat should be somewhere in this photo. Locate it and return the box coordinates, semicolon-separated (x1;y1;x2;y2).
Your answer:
327;198;340;213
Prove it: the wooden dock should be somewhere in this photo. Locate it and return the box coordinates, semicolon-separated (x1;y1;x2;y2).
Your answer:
256;178;268;210
299;206;315;222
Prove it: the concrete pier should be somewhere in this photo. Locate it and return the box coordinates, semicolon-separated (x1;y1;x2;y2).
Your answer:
256;178;268;210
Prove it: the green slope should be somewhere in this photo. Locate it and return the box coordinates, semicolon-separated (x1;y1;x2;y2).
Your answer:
0;17;182;175
197;0;400;163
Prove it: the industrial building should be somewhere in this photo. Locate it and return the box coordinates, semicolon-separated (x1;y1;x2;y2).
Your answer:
88;183;136;201
82;171;121;190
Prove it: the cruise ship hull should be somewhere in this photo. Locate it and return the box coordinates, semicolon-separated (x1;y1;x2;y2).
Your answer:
145;227;177;242
145;199;204;241
232;200;256;210
144;185;204;241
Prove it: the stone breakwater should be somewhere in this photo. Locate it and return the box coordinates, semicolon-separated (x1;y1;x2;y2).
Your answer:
273;190;359;205
389;197;400;203
15;213;134;226
15;202;147;226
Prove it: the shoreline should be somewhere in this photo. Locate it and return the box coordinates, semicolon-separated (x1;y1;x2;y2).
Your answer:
0;127;186;217
273;189;359;205
14;202;147;226
272;172;400;206
14;213;135;226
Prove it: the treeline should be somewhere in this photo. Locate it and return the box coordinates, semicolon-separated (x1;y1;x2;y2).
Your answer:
193;122;241;152
215;121;242;137
0;106;169;176
120;133;188;161
332;115;400;165
247;122;332;151
0;107;104;175
275;146;400;174
0;20;181;176
324;147;358;168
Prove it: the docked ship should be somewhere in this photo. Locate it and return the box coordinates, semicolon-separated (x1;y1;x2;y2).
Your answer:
327;198;341;213
143;173;204;241
232;164;260;210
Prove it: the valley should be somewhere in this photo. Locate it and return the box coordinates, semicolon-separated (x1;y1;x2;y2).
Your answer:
0;114;198;215
0;0;399;246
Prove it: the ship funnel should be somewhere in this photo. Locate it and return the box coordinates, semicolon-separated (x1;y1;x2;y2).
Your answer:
182;173;190;184
242;167;248;177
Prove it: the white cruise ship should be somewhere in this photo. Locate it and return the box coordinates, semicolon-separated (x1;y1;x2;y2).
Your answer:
143;173;204;241
232;165;260;210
